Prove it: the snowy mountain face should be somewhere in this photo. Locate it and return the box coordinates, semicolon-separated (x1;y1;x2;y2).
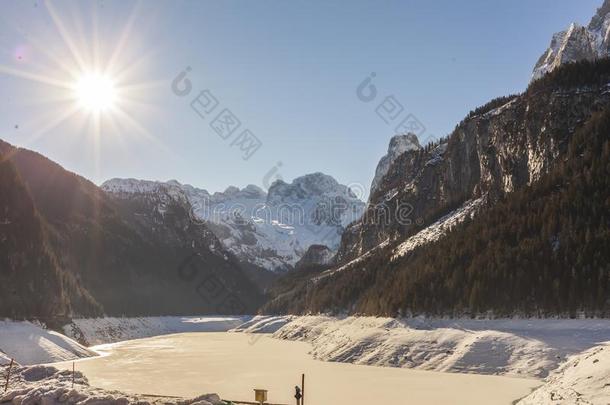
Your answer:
102;173;365;272
532;0;610;81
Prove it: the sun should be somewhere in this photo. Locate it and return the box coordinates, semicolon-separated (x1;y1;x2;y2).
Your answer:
73;73;117;112
0;0;163;176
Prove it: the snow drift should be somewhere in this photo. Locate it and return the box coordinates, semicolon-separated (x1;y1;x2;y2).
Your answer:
0;364;223;405
0;321;95;365
518;343;610;405
64;316;248;345
230;315;295;334
260;316;610;378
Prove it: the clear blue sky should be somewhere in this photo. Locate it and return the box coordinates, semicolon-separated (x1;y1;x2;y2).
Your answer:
0;0;601;197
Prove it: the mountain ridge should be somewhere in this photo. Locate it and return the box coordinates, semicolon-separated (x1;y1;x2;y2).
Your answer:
532;0;610;80
102;172;366;272
0;139;263;320
264;58;610;317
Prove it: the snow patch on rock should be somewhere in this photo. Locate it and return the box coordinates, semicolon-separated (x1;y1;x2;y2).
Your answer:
392;197;484;259
317;198;484;283
312;239;390;283
424;142;448;167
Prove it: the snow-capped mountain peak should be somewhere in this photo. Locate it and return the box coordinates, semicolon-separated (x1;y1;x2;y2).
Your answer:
101;174;365;272
101;178;188;204
532;0;610;81
268;172;356;202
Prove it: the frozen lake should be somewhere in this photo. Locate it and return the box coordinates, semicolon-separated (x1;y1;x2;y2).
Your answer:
55;332;539;405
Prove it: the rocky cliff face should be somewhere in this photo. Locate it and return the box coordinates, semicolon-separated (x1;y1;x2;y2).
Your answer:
532;0;610;80
369;134;421;198
294;245;334;269
336;63;610;264
265;60;610;317
103;173;365;272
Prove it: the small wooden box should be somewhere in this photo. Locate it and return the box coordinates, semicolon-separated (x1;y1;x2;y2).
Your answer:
254;389;268;403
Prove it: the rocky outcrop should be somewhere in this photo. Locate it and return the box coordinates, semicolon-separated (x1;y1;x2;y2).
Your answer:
370;133;421;198
532;0;610;80
265;59;610;317
294;245;334;269
336;67;610;264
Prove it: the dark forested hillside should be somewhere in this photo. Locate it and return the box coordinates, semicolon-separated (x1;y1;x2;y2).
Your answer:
336;59;610;267
0;151;102;321
263;60;610;317
0;140;263;320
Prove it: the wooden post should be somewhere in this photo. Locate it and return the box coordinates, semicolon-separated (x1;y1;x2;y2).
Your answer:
72;362;75;388
301;374;305;405
4;359;14;393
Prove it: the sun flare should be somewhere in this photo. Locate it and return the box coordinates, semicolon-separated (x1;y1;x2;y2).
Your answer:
0;0;166;178
73;73;117;112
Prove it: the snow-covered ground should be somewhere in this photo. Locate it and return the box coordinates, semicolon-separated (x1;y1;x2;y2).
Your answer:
312;239;390;282
0;363;222;405
239;316;610;379
230;315;295;334
518;343;610;405
0;317;247;365
64;316;248;345
392;197;484;259
0;320;95;365
2;315;609;404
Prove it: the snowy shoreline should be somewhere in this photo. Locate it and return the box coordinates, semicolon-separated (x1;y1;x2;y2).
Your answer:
236;316;610;405
2;315;609;373
0;363;224;405
1;315;609;404
234;316;610;378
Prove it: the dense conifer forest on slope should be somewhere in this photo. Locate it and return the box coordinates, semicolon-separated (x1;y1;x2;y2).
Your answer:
0;141;263;321
263;60;610;317
0;152;102;321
